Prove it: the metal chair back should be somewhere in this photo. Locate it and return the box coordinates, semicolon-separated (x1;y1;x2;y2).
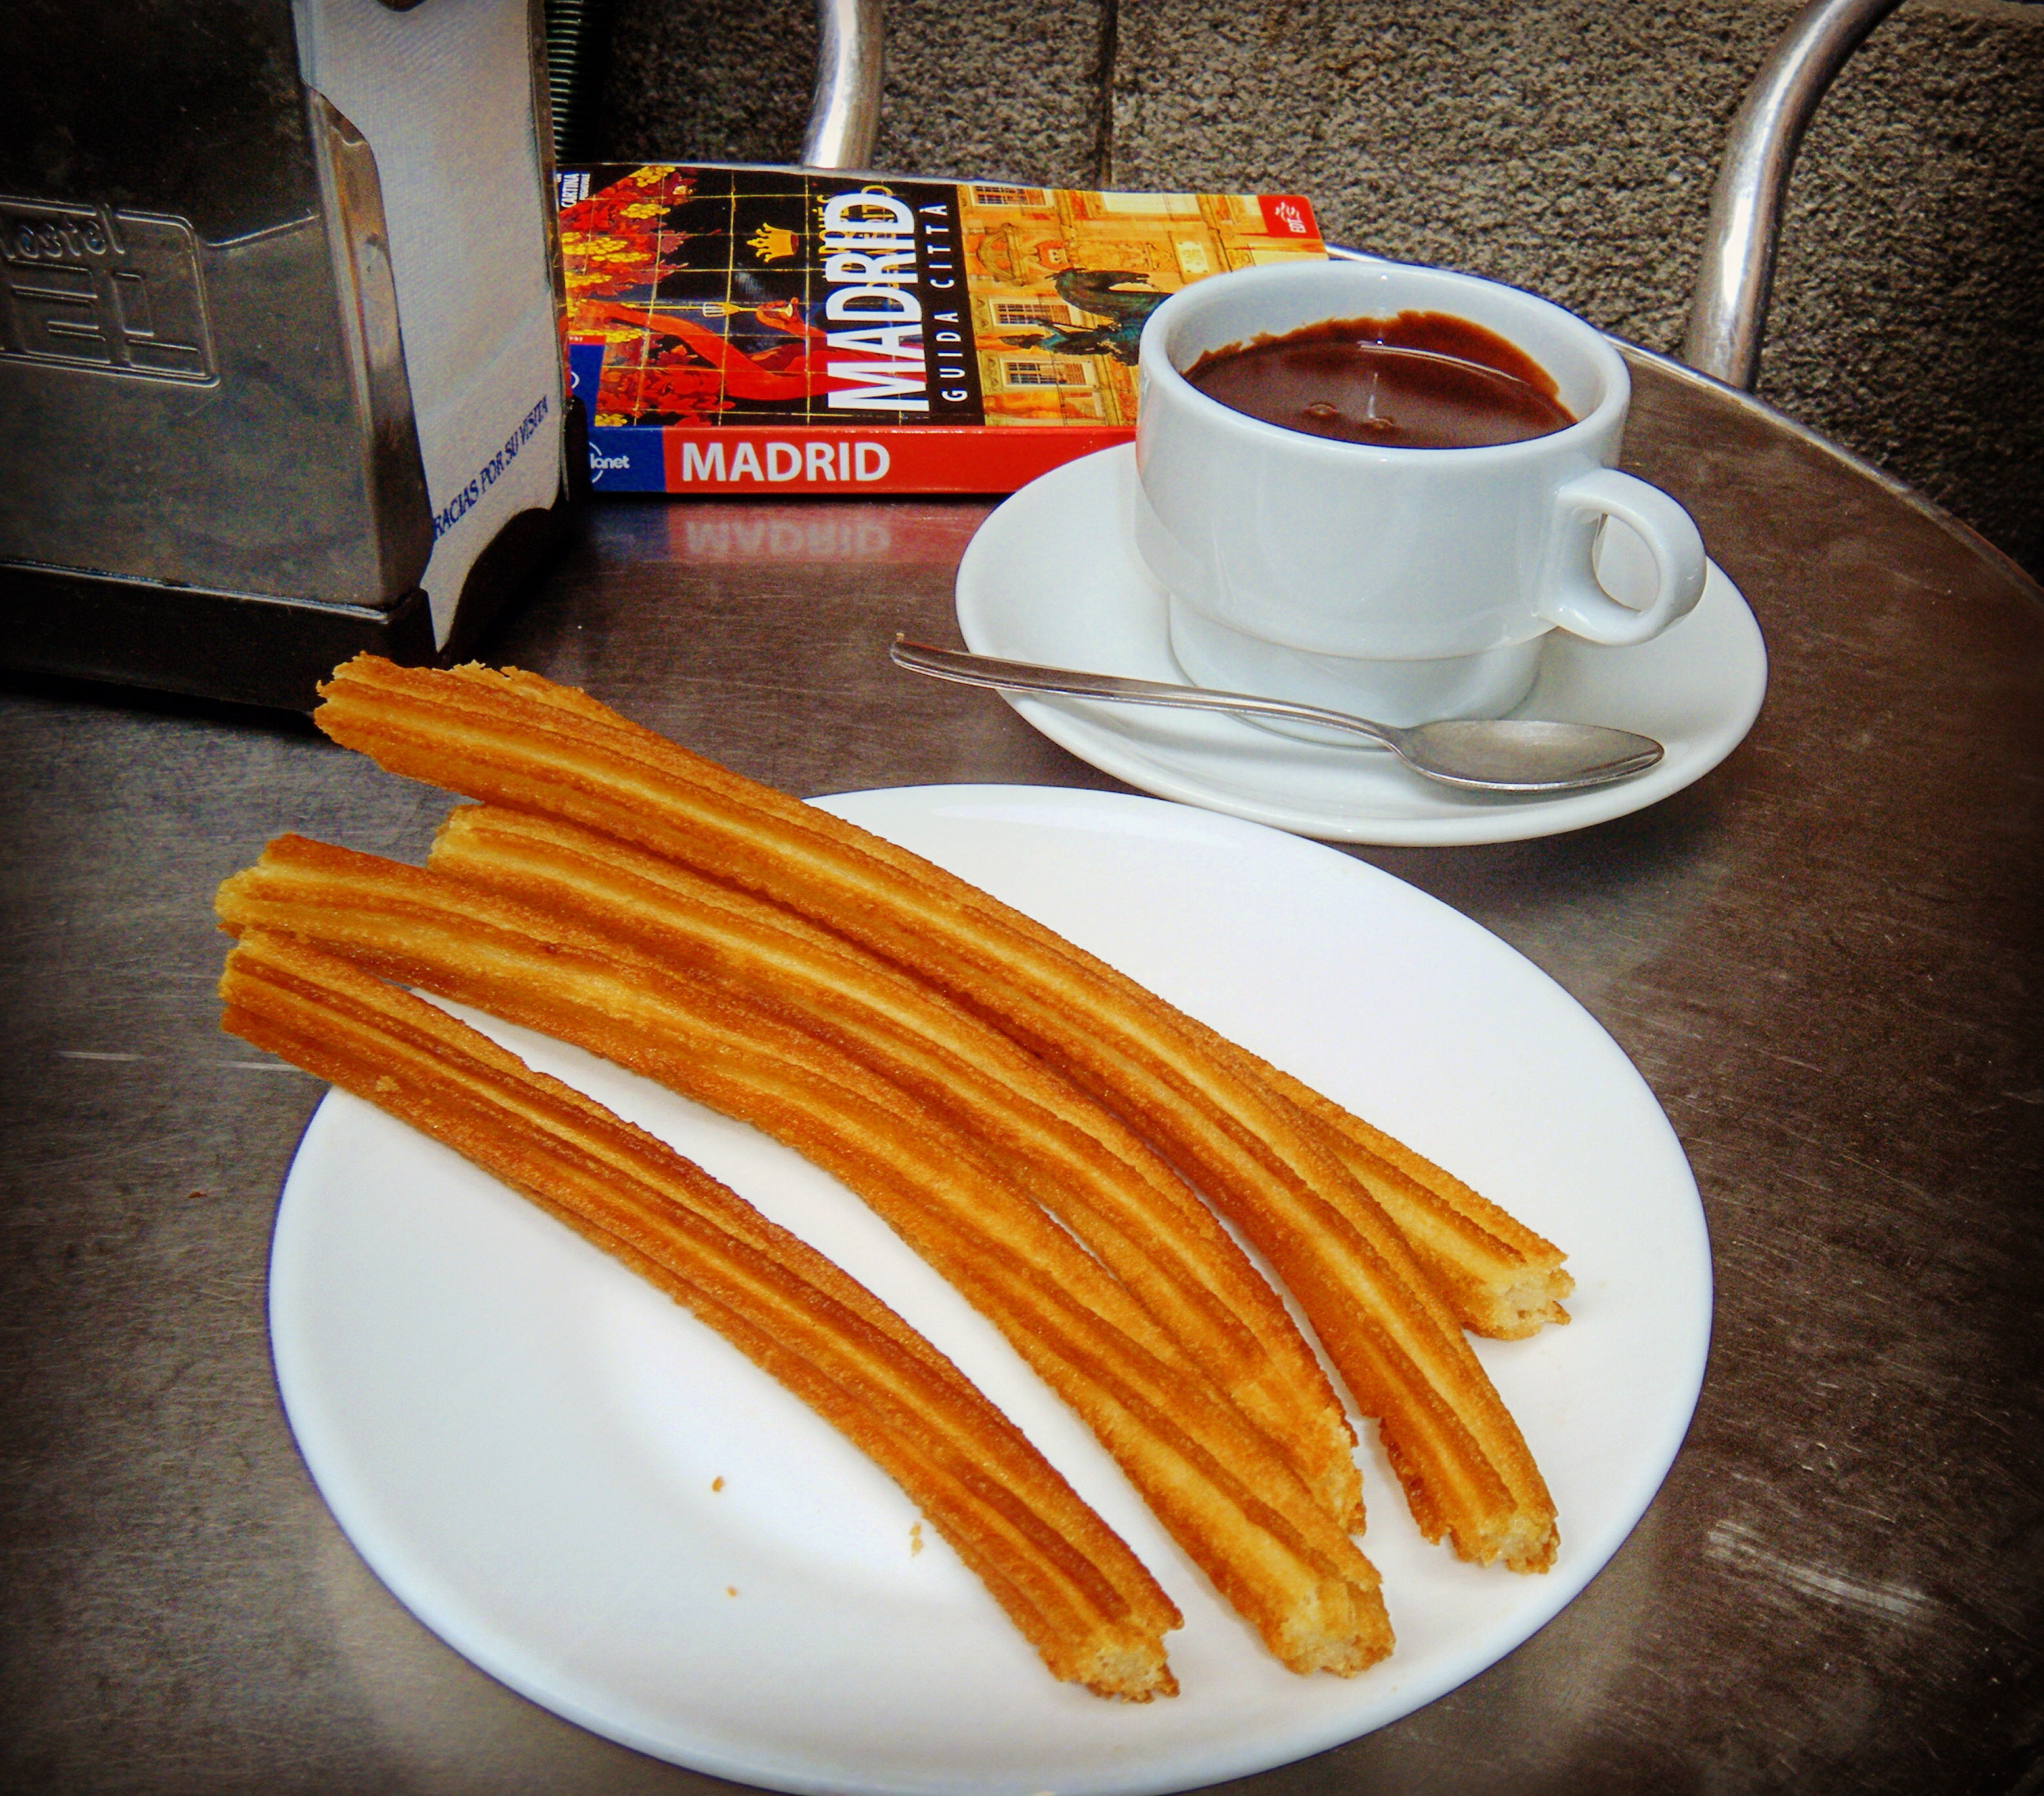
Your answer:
1684;0;1905;389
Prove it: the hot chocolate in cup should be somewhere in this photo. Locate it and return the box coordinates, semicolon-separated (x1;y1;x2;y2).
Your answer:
1134;261;1707;731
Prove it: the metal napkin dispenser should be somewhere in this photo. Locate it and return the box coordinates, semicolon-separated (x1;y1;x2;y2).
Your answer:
0;0;577;710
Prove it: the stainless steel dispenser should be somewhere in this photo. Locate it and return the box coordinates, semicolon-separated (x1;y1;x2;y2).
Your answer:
0;0;577;710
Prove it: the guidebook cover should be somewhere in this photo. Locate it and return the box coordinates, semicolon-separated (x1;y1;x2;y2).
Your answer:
556;164;1326;495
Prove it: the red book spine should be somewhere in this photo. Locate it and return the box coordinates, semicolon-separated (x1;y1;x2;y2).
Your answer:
656;425;1135;495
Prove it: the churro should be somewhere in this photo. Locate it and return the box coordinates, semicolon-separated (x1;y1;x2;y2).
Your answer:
1246;1060;1573;1339
221;930;1180;1700
311;655;1558;1572
217;840;1394;1675
427;801;1362;1529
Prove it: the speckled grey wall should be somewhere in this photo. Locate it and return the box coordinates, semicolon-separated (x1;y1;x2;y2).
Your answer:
597;0;2042;574
603;0;1115;184
1762;3;2041;569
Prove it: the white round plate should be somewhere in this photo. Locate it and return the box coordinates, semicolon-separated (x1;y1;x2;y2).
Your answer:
952;446;1768;845
270;786;1711;1796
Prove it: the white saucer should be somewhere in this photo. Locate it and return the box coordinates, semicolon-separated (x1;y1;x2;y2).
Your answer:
954;446;1768;846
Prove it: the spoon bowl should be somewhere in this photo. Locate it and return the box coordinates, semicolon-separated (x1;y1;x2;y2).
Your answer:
890;638;1664;794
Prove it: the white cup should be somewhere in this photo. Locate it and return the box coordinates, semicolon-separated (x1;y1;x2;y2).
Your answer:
1134;260;1708;729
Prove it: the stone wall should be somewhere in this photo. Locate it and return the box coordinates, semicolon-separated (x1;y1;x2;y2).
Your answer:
600;0;2043;574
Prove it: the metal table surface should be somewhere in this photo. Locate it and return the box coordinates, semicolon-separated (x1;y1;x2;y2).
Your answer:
3;354;2039;1795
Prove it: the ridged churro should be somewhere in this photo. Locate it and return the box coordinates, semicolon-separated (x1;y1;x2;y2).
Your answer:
311;655;1558;1572
1246;1059;1573;1340
220;930;1180;1700
218;840;1394;1676
427;801;1362;1529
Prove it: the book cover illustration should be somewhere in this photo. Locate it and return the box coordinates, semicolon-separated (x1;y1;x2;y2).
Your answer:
555;164;1324;494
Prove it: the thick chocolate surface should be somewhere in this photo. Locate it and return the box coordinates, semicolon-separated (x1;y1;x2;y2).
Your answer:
1184;311;1575;448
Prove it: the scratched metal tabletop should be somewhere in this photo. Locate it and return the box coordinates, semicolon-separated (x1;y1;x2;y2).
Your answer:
2;353;2039;1795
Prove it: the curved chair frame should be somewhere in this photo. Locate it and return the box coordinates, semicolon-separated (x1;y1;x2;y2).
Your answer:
802;0;885;170
1684;0;1906;389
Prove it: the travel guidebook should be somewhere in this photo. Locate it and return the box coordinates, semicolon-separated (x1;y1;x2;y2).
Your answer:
555;163;1327;494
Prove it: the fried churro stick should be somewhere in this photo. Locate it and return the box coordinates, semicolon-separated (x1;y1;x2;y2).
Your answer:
1245;1060;1573;1340
220;931;1180;1700
312;656;1557;1572
217;842;1394;1676
428;802;1363;1529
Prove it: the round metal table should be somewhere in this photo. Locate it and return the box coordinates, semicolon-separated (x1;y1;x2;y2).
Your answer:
1;353;2037;1794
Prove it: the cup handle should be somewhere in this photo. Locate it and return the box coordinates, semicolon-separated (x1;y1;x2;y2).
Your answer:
1537;468;1709;647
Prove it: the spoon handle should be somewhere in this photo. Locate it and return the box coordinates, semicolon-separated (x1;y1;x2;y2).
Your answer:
889;638;1399;750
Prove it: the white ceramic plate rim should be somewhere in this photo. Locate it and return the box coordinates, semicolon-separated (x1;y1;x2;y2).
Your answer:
952;445;1768;847
269;786;1712;1795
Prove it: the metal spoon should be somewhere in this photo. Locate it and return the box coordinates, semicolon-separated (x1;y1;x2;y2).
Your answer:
890;637;1665;794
